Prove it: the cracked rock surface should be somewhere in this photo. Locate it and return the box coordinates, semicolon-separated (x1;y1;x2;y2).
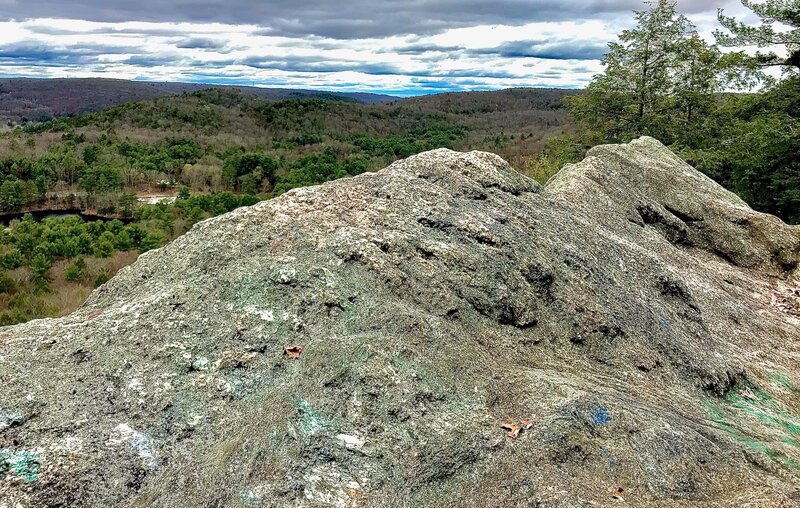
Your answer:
1;137;799;507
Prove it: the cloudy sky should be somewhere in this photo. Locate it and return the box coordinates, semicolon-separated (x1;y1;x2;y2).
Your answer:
0;0;753;96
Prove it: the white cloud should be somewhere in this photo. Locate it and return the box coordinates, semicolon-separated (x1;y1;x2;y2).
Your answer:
0;1;761;94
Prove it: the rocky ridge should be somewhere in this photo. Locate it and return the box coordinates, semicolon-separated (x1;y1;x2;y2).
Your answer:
0;137;799;507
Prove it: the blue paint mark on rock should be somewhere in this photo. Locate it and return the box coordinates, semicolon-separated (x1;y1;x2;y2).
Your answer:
659;318;673;332
590;406;611;426
600;447;619;466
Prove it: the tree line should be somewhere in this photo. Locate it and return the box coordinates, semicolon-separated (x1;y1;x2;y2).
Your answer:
0;129;466;215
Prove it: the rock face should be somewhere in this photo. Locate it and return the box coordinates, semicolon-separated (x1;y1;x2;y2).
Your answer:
1;137;799;507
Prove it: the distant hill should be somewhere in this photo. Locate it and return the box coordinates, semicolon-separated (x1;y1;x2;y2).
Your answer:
0;78;397;123
386;88;577;167
3;85;574;173
390;87;573;112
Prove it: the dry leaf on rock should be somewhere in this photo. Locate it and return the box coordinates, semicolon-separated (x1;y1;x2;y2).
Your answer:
500;423;522;440
284;345;303;359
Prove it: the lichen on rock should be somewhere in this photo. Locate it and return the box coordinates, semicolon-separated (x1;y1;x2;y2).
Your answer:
0;138;798;506
0;449;40;483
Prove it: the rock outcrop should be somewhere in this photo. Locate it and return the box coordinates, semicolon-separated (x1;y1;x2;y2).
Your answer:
1;137;799;507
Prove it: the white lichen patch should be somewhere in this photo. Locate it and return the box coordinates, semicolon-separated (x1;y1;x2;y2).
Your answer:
277;310;304;331
107;423;158;470
240;488;260;506
52;436;83;454
244;306;275;321
191;374;214;389
187;413;204;428
303;464;365;508
127;378;144;392
215;378;233;394
314;267;337;288
335;433;365;451
0;411;23;431
192;356;211;371
274;266;298;284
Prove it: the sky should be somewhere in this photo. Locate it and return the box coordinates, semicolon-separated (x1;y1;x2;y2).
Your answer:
0;0;754;96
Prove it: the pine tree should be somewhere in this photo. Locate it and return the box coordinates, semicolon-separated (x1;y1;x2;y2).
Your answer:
566;0;720;143
716;0;800;77
674;35;722;125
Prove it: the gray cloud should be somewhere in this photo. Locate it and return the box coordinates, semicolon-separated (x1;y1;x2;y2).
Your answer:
115;49;528;80
0;36;589;82
175;37;228;50
7;0;731;39
124;53;188;66
0;43;87;66
25;24;191;37
0;40;140;64
390;43;465;55
238;53;526;79
239;55;403;74
387;39;608;64
472;39;608;61
410;68;525;79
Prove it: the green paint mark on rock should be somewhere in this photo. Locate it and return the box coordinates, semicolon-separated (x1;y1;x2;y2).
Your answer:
703;379;800;469
768;373;798;393
725;385;800;437
703;399;795;467
0;449;41;483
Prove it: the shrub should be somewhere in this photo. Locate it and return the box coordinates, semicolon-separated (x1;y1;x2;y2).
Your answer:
94;240;114;258
30;253;52;293
140;231;166;251
0;272;17;293
65;257;87;282
114;230;134;251
94;271;111;288
0;250;23;270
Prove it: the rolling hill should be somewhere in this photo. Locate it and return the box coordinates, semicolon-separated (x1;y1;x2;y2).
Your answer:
0;78;398;124
1;86;575;178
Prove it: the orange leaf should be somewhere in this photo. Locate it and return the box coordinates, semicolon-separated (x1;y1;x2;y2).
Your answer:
284;345;303;359
500;423;522;440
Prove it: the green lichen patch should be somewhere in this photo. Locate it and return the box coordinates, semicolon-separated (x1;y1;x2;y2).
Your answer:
0;448;41;483
294;399;329;435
